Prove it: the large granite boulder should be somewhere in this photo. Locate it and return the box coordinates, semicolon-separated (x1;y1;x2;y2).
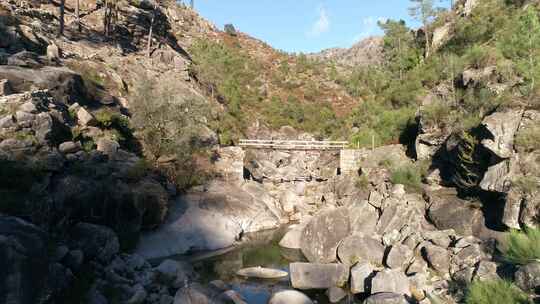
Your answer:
136;181;280;259
350;262;375;294
279;223;307;249
371;269;411;296
422;244;450;273
245;148;340;182
426;188;486;236
69;223;120;264
0;66;88;104
515;262;540;293
300;208;350;263
337;235;385;266
290;263;349;290
385;244;414;269
268;290;313;304
0;216;49;304
348;201;379;236
480;109;523;159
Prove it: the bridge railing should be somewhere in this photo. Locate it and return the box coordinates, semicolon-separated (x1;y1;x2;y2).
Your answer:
239;139;348;150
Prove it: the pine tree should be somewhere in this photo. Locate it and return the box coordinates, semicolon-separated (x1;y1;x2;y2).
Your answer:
378;19;421;79
518;7;540;102
409;0;440;58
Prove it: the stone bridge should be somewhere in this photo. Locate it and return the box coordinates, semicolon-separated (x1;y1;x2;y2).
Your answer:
214;139;378;181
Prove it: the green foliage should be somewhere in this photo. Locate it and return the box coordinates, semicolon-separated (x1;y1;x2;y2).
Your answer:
503;227;540;265
452;132;485;189
130;73;210;189
95;109;129;129
499;6;540;99
125;159;150;181
421;101;453;128
348;100;416;148
466;279;530;304
446;0;511;53
379;19;422;76
264;95;340;138
355;175;370;190
515;123;540;152
339;66;391;99
189;38;261;137
94;108;134;149
390;162;427;193
513;176;538;195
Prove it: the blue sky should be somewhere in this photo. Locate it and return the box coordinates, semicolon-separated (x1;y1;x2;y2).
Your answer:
192;1;449;53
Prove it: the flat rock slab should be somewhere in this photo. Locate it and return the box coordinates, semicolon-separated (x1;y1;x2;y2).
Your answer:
290;262;349;290
236;267;288;279
136;181;280;260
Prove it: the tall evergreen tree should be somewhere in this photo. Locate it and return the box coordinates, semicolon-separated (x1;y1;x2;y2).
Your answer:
409;0;440;58
378;19;421;80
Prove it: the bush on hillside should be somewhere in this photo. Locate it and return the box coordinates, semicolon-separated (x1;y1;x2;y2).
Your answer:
465;279;530;304
515;123;540;152
130;73;211;189
348;100;416;148
503;227;540;265
466;279;530;304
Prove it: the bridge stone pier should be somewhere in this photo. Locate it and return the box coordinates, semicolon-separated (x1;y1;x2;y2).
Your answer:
339;149;370;174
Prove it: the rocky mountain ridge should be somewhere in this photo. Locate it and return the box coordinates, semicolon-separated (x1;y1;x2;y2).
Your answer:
309;36;384;68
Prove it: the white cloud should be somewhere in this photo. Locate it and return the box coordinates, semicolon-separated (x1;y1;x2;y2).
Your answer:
308;6;330;37
351;16;388;43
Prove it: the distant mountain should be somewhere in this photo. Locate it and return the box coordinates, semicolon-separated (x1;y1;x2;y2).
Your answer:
309;36;384;67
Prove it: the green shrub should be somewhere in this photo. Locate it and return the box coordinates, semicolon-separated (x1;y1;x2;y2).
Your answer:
513;176;538;195
390;163;425;193
126;159;150;181
348;101;416;148
465;279;530;304
355;175;370;190
503;227;540;265
515;124;540;152
421;102;453;128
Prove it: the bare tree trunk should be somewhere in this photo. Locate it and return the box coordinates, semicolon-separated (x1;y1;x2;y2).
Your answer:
398;37;403;81
147;1;158;57
104;0;109;36
424;26;430;58
58;0;65;36
76;0;81;32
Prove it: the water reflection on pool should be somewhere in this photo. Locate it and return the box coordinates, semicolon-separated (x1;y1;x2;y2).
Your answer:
176;227;332;304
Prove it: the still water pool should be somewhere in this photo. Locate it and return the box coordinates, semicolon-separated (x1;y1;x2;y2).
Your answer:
175;227;334;304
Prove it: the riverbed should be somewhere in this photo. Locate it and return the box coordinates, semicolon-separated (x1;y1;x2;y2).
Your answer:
172;227;335;304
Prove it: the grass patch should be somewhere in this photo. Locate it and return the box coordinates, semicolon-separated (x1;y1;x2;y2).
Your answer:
503;227;540;265
355;175;370;190
390;162;428;193
515;124;540;152
465;279;530;304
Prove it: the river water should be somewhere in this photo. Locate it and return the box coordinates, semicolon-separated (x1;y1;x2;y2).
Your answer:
174;227;334;304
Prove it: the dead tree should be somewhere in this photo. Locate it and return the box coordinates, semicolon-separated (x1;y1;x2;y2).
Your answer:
58;0;65;36
76;0;81;32
147;1;159;57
